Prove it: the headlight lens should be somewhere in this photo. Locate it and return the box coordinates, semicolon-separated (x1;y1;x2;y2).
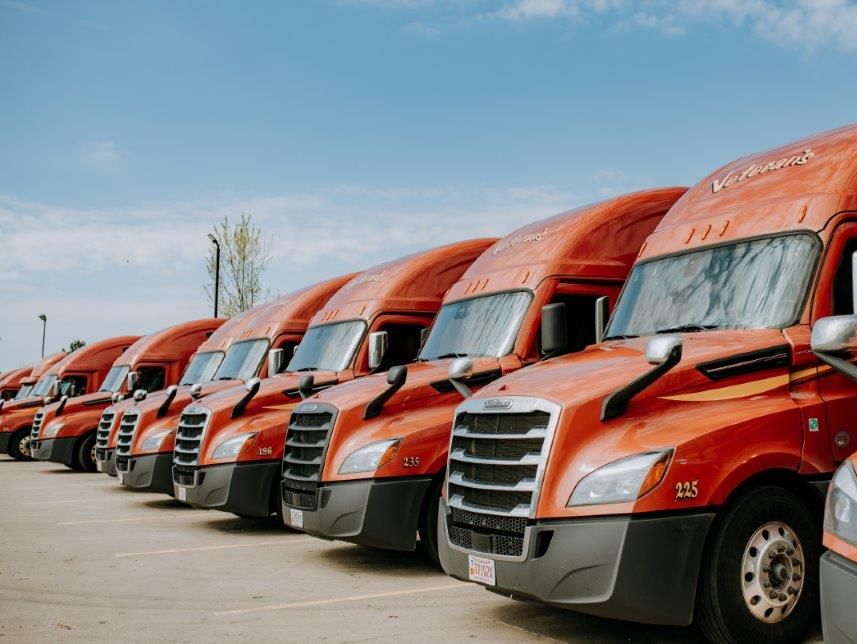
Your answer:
141;429;174;452
212;433;257;460
568;450;672;506
43;423;63;438
338;438;402;475
825;461;857;547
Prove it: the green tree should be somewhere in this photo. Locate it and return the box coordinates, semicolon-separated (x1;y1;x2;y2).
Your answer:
205;213;272;318
66;339;86;352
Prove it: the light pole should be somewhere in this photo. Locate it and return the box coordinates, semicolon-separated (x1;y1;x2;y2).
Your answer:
208;234;220;318
38;314;47;358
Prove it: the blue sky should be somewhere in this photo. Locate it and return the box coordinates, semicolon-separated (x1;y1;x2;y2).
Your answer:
2;0;857;369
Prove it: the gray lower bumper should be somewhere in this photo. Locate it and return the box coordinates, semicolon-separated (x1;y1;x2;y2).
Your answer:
821;550;857;644
96;448;116;476
437;498;714;626
117;453;173;494
0;431;10;454
31;437;76;466
175;461;279;516
281;477;432;551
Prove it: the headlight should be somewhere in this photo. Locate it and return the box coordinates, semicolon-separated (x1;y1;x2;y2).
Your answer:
43;423;64;438
141;429;174;452
338;438;402;475
568;450;672;506
825;461;857;547
212;433;257;460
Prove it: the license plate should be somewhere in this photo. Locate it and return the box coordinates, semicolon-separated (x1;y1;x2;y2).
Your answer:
96;461;103;472
117;472;124;485
176;486;187;502
289;508;303;528
468;554;496;586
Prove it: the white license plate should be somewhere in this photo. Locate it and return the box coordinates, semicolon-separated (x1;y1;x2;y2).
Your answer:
117;472;124;485
176;486;187;502
289;508;303;528
96;461;102;472
468;554;496;586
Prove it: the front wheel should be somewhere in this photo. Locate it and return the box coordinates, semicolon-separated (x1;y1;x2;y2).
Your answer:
695;485;820;643
76;433;97;472
8;429;33;461
418;476;443;565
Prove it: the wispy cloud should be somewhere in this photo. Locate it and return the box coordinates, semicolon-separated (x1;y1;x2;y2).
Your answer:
84;140;125;168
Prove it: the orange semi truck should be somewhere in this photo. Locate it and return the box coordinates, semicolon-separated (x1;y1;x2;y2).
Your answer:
29;336;141;469
106;275;355;492
0;367;33;401
33;321;224;473
279;189;685;561
0;352;68;459
171;240;493;519
438;124;857;643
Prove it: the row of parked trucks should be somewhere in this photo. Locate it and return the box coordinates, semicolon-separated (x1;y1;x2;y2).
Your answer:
3;123;857;643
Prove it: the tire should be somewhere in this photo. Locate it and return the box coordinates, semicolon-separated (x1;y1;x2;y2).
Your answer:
8;429;33;461
695;485;820;643
418;476;443;566
76;433;97;473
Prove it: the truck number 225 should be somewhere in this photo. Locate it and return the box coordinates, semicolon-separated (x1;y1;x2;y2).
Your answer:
674;480;699;500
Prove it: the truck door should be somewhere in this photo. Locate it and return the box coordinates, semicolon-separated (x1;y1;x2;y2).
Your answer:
817;226;857;463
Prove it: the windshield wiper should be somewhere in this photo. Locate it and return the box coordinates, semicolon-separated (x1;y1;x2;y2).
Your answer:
655;324;719;334
603;334;639;341
435;352;468;360
294;367;318;372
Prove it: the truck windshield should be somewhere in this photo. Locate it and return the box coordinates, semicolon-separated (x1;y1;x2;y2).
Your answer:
14;385;34;400
180;351;224;386
419;291;533;360
214;339;269;381
99;365;130;393
31;375;57;397
607;234;818;339
287;320;366;373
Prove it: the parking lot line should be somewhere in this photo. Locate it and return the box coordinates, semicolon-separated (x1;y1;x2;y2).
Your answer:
57;514;195;526
115;537;313;558
214;583;464;616
23;499;97;506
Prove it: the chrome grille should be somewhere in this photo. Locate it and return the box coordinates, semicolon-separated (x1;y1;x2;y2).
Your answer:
281;404;336;510
115;410;140;472
445;397;558;561
30;410;45;443
95;408;116;460
173;406;210;470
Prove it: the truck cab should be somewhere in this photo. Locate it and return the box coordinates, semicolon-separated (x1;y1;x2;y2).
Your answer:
105;274;356;493
0;367;33;401
0;352;66;459
171;239;494;520
34;320;224;473
438;124;857;643
279;188;685;561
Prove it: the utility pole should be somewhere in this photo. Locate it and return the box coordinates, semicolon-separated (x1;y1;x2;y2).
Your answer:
208;234;221;318
38;314;47;358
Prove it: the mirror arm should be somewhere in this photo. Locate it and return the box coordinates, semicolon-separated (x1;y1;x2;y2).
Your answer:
156;387;178;418
364;367;408;420
56;395;68;416
231;380;261;419
601;344;682;421
450;378;472;400
814;350;857;384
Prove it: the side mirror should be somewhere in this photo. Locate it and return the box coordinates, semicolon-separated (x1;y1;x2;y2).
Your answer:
364;365;408;420
245;376;261;392
157;385;178;418
595;296;609;344
111;392;122;404
368;331;389;371
540;303;568;357
298;374;315;400
448;357;475;399
190;383;203;400
232;377;261;419
126;371;139;393
56;394;69;415
387;364;407;387
133;389;147;402
812;315;857;384
267;349;285;376
646;335;683;365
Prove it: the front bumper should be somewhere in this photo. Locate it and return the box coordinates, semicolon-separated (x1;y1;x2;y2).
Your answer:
0;431;10;454
174;461;280;516
821;550;857;644
281;477;432;550
31;437;77;466
117;453;173;494
437;498;714;626
95;448;116;476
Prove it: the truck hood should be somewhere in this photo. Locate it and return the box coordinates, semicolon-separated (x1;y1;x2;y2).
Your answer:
0;404;42;432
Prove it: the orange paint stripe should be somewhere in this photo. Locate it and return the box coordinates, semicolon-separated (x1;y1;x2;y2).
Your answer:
660;364;828;403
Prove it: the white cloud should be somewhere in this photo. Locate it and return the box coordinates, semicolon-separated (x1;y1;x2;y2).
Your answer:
85;140;125;168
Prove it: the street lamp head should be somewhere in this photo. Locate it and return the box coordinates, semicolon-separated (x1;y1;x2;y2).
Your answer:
38;314;46;322
207;233;219;246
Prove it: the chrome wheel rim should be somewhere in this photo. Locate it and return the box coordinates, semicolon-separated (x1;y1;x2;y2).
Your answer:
90;444;97;465
20;435;32;458
741;521;805;623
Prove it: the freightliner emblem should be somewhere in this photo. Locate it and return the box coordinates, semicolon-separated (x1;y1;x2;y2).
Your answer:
483;399;513;409
297;404;318;412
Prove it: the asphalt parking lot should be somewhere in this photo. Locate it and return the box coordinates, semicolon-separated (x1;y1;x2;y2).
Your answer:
0;457;819;643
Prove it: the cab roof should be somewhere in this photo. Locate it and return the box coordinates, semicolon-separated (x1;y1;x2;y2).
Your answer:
21;352;66;385
0;366;33;389
198;273;360;352
640;123;857;261
445;188;686;302
310;239;497;327
114;319;225;366
54;336;141;374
